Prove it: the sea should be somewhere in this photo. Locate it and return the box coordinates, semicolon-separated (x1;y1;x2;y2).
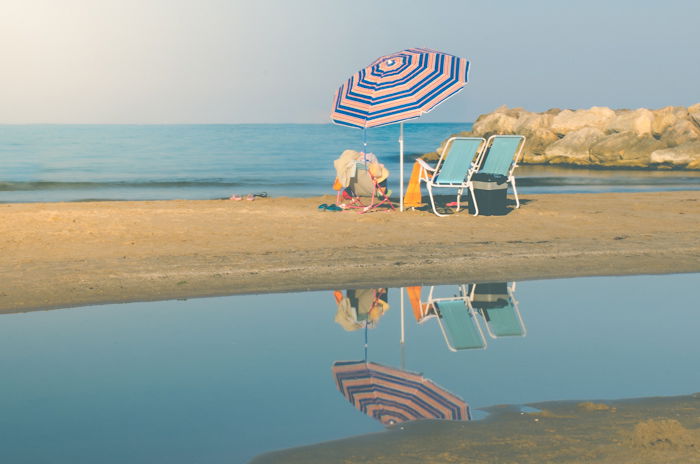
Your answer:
2;123;700;203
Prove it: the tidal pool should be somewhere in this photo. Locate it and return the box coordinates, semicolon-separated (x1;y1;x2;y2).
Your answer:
1;273;698;463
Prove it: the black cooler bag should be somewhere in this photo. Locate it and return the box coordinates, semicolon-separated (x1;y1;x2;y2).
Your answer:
467;172;508;215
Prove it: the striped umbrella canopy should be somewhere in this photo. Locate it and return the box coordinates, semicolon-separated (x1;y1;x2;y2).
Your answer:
331;48;470;128
332;360;469;426
330;48;470;210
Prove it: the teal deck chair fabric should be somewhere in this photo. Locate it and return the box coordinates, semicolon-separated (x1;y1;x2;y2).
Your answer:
436;300;486;351
416;136;485;217
469;135;526;214
433;138;484;184
483;304;524;337
479;136;523;176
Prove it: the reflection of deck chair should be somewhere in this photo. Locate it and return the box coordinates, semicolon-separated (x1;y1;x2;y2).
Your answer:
416;137;485;217
335;151;394;213
470;135;526;214
333;288;389;331
426;285;486;351
470;282;526;338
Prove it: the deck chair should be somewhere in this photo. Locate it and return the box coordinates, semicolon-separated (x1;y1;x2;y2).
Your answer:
337;158;394;213
470;135;526;214
426;285;487;351
416;137;486;217
470;282;526;338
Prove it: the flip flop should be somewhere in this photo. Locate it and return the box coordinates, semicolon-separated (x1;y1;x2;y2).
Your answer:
254;192;268;198
317;203;328;211
245;193;255;201
326;204;343;212
229;194;242;201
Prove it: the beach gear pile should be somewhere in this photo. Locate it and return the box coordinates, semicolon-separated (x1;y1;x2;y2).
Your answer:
326;149;393;213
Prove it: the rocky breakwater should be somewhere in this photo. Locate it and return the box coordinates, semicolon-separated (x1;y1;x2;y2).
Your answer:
433;104;700;169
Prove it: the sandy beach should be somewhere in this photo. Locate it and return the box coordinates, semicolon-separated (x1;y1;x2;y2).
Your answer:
252;393;700;464
1;190;699;314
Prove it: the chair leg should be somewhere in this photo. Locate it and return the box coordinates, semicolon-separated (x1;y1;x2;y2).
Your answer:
455;188;463;212
427;185;447;217
510;177;520;208
469;184;479;216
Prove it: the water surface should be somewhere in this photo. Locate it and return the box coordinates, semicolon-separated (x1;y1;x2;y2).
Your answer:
1;273;699;463
2;124;699;202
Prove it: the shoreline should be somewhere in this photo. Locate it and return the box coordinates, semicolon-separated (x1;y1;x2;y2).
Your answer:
2;190;699;314
251;392;700;464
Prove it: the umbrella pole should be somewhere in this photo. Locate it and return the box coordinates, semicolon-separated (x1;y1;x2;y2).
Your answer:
399;122;405;211
364;323;368;361
400;287;405;369
400;287;405;345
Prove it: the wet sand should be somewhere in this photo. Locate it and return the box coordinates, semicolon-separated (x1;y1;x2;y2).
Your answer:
251;393;700;464
1;190;699;313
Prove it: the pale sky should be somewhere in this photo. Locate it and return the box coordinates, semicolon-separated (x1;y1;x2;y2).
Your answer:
1;0;698;124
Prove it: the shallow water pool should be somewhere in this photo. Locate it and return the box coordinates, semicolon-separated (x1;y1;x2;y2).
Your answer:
1;273;698;463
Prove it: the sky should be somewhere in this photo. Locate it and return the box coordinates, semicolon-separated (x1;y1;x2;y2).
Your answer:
1;0;699;124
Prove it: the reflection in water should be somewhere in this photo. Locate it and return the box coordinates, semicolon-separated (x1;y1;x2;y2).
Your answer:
330;282;525;426
332;361;469;426
4;274;700;463
408;283;525;351
333;288;389;331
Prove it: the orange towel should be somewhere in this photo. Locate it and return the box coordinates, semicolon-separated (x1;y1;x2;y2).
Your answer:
403;161;426;208
406;286;424;322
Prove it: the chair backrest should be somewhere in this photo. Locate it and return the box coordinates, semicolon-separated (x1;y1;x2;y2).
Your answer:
437;300;486;350
348;163;375;197
433;137;484;184
478;135;524;177
483;304;524;337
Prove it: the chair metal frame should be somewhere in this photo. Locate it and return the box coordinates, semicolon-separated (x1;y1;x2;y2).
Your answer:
337;162;395;214
470;282;527;339
416;136;486;217
426;285;487;352
471;135;527;214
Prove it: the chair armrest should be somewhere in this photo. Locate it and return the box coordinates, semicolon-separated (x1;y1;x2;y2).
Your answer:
416;158;436;172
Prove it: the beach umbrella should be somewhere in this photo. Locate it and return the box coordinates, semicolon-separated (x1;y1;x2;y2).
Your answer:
331;48;470;210
332;360;470;426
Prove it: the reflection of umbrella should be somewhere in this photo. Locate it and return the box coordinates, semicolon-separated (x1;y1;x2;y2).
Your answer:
331;48;470;210
332;360;469;426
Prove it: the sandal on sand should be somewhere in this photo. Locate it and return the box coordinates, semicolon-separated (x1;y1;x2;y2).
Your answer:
245;193;255;201
318;203;329;211
229;194;243;201
326;204;343;212
253;192;268;198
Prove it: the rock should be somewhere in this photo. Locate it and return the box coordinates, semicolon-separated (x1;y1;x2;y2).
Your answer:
590;132;666;167
650;141;700;167
429;104;700;169
521;128;559;162
661;119;700;147
544;127;606;165
514;113;555;135
609;108;655;136
491;105;528;119
689;102;700;127
471;112;518;137
652;106;688;135
550;106;615;135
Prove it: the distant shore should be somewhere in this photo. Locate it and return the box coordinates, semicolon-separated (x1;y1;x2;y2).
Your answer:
2;190;699;314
